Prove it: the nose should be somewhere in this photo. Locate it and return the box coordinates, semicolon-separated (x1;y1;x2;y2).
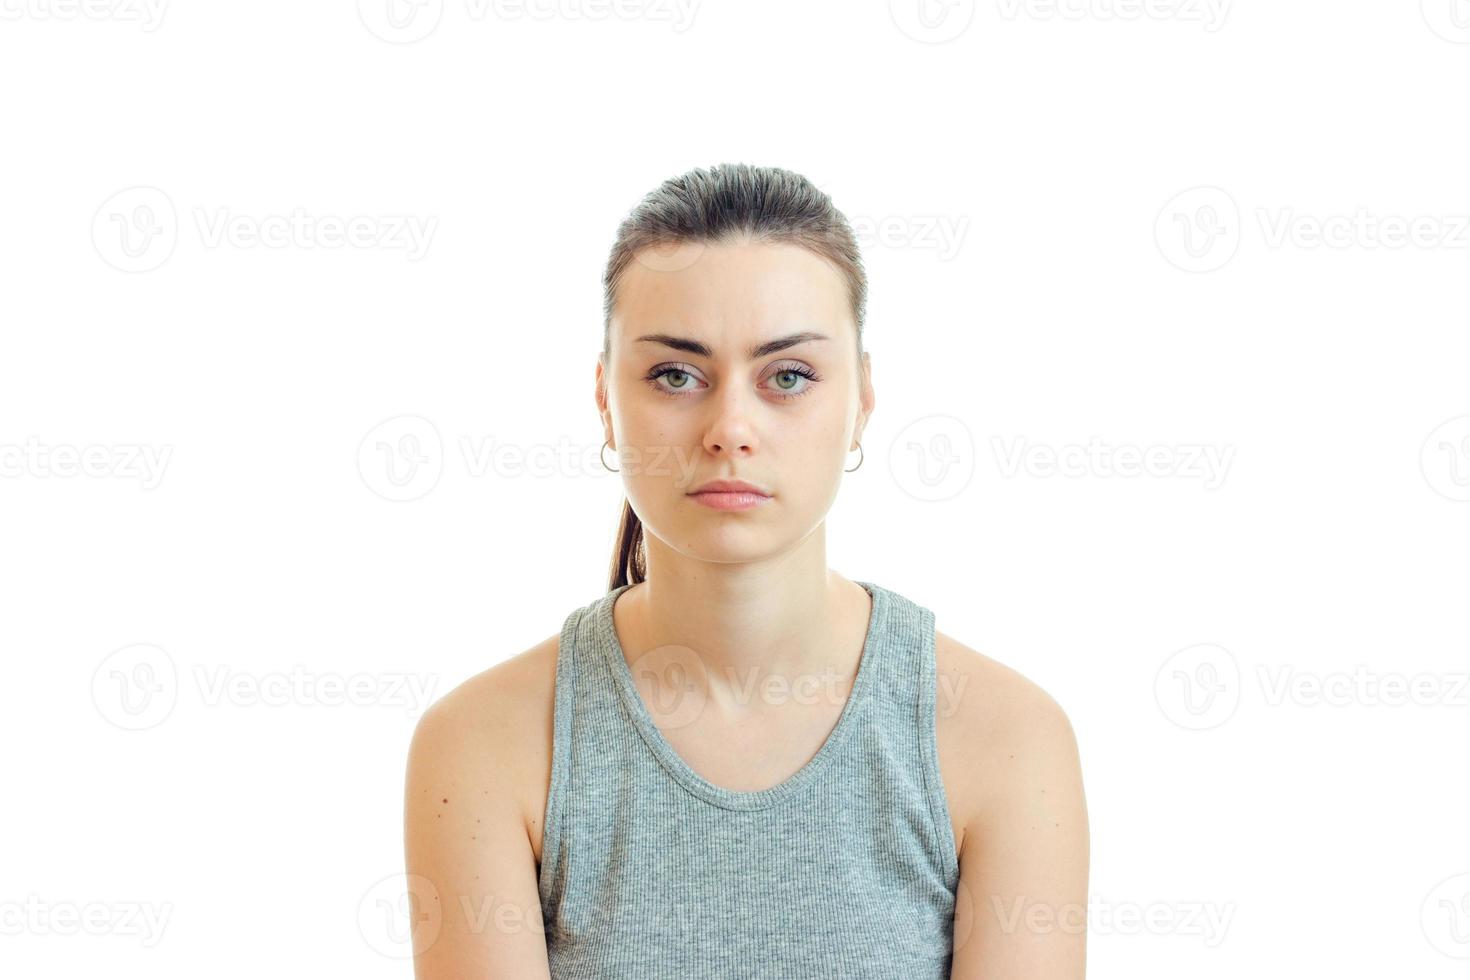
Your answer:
701;382;758;458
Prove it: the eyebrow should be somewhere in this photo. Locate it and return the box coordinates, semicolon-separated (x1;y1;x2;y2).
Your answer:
633;331;830;360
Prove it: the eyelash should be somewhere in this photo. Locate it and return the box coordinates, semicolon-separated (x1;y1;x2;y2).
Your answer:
644;362;822;400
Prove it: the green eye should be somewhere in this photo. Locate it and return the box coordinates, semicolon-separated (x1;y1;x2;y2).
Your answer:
765;362;821;399
645;364;705;395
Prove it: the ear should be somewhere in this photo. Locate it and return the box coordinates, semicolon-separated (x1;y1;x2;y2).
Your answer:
594;353;614;445
853;350;875;447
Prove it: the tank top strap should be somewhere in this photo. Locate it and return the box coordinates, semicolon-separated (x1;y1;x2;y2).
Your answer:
856;580;959;886
537;590;621;920
855;578;935;710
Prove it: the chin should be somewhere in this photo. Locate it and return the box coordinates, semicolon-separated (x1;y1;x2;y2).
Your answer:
663;522;789;563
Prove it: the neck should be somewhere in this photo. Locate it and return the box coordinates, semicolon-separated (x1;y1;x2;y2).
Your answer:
614;525;871;718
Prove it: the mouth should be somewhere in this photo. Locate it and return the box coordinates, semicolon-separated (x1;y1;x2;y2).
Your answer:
686;479;773;512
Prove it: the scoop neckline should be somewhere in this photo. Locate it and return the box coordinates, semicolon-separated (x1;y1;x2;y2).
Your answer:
597;578;889;811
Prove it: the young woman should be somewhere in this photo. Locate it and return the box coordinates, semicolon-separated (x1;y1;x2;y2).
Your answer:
404;164;1089;978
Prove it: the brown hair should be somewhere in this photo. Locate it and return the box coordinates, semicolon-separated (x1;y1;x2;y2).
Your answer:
600;163;869;591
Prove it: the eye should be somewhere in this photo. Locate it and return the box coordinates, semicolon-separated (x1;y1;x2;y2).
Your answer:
643;361;823;400
644;363;707;396
763;362;822;399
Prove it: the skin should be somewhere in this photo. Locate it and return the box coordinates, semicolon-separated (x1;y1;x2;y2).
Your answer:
404;234;1090;978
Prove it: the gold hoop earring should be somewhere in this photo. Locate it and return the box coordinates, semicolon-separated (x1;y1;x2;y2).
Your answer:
844;442;864;473
600;439;620;472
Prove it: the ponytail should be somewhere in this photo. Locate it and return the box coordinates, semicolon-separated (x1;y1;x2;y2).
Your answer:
608;499;646;591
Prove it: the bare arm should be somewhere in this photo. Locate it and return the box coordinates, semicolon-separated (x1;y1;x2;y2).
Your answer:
403;667;554;978
943;649;1090;978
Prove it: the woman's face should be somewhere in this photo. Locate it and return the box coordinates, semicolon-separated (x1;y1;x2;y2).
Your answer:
598;238;873;564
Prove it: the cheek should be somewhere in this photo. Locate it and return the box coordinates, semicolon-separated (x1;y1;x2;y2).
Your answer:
615;420;701;496
807;410;854;462
614;388;682;450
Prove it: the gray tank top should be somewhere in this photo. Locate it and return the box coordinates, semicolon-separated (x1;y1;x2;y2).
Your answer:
538;580;960;978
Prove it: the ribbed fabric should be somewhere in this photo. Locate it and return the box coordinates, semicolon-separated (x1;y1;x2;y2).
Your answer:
537;580;960;979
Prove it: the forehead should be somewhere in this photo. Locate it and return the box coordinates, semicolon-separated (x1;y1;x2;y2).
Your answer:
612;239;851;345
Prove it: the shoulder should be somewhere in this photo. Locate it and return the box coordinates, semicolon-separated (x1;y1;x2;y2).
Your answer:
932;629;1085;853
402;631;568;971
406;630;562;858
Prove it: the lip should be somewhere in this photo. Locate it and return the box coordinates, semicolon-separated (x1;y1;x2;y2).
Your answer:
688;479;771;496
687;479;773;512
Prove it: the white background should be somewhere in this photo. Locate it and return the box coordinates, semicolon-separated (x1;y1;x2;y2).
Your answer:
3;1;1469;977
